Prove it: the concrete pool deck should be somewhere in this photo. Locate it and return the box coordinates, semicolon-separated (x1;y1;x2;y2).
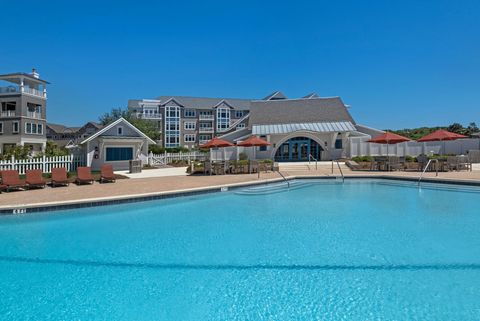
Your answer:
1;166;480;212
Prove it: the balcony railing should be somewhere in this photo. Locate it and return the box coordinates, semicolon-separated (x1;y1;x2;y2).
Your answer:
199;128;214;133
0;86;46;98
199;115;214;120
1;111;16;117
27;111;42;119
0;86;19;94
137;112;162;120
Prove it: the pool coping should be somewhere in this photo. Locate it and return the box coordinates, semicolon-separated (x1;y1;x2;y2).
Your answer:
1;175;479;215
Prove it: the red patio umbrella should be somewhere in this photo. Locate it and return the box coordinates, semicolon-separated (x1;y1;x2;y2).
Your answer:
237;135;270;160
367;132;410;156
200;137;234;161
417;129;467;142
417;129;467;154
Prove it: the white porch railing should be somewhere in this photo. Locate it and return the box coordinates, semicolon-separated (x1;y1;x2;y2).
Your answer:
0;155;86;174
1;111;16;117
199;115;214;120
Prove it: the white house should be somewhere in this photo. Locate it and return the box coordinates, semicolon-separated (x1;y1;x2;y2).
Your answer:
79;117;155;170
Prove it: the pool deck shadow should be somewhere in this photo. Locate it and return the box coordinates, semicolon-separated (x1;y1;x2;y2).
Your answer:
1;255;479;272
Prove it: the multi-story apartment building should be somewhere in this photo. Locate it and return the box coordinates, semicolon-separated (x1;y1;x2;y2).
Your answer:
128;96;251;148
0;70;48;154
46;121;103;147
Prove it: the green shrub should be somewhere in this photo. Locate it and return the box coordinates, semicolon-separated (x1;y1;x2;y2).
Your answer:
352;156;373;162
238;152;248;160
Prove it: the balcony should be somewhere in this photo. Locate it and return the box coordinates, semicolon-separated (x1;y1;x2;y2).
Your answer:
199;115;214;120
199;127;214;133
0;86;46;98
137;112;162;120
1;110;16;117
27;111;42;119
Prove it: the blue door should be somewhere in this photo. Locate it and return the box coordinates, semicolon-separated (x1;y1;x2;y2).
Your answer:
275;137;322;162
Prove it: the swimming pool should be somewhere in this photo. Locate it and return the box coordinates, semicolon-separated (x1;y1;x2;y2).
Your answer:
0;179;479;320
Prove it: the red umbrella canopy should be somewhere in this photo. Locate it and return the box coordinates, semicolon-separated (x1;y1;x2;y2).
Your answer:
200;137;234;149
237;136;271;147
417;129;467;142
367;132;411;144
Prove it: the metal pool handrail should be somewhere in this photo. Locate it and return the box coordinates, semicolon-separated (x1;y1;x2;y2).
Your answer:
276;170;290;189
308;154;318;170
331;160;345;183
418;159;439;186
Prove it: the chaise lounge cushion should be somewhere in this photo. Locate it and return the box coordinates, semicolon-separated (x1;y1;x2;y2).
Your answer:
26;170;46;188
100;164;116;183
76;167;94;184
51;167;69;186
1;170;26;191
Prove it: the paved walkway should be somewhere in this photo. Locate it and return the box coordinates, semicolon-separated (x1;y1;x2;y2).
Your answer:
115;167;188;178
1;167;480;209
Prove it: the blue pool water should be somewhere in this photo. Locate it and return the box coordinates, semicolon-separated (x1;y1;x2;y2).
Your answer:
1;179;480;320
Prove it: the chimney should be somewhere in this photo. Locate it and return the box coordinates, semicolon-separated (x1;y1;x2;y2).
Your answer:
31;68;40;79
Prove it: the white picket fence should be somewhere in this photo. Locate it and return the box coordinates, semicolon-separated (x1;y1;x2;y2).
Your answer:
148;151;207;166
348;137;480;158
0;155;86;174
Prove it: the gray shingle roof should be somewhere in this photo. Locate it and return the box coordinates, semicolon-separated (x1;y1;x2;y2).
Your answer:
128;96;252;110
249;97;355;127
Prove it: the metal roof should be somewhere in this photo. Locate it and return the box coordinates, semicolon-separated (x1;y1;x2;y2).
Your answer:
252;121;356;135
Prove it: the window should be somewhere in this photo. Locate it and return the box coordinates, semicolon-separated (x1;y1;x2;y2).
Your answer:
199;134;211;142
117;126;123;135
184;134;196;142
165;105;181;148
234;110;244;118
12;121;19;133
106;147;133;161
236;123;246;130
184;109;196;117
259;135;268;151
184;122;196;130
1;102;16;115
199;111;212;116
335;139;343;149
24;122;43;134
0;122;3;134
216;107;230;132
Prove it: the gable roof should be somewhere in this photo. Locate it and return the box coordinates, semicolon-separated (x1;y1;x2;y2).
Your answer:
263;91;288;100
303;93;320;99
79;117;156;145
249;97;355;127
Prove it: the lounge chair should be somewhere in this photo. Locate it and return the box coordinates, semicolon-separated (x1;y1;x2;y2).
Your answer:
0;184;6;193
1;170;26;192
51;167;70;187
76;167;94;185
25;169;46;189
346;160;362;171
100;164;116;183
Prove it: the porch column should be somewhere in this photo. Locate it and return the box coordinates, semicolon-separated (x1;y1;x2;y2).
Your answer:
20;77;24;93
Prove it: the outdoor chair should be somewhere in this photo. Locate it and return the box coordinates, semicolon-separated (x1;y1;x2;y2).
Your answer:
387;156;403;171
100;164;116;183
204;161;212;175
212;162;226;175
25;169;47;189
76;167;94;185
1;170;26;192
51;167;70;187
0;184;6;194
446;156;459;171
249;160;259;174
457;155;472;171
417;155;430;171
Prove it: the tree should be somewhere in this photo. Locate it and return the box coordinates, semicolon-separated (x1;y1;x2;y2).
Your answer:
44;141;69;157
466;122;479;135
447;123;465;134
99;108;161;141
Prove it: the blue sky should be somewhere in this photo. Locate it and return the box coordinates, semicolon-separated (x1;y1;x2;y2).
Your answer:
1;0;479;129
